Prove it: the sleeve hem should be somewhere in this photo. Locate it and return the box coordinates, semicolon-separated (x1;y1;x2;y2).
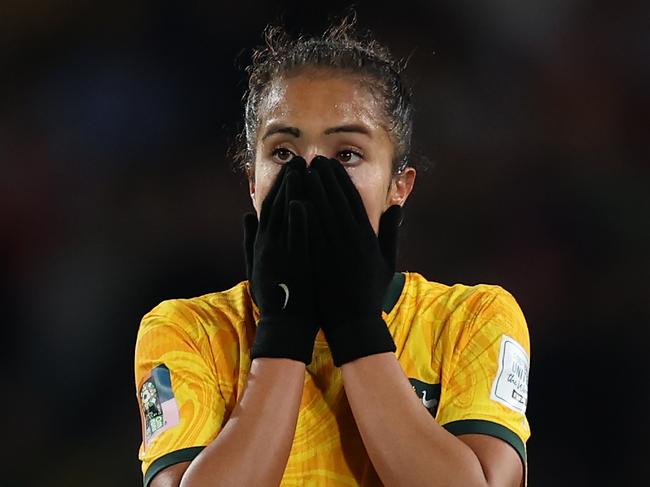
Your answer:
143;446;205;487
442;419;527;465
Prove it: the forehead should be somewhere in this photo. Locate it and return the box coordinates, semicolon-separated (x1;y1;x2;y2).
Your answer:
259;70;385;130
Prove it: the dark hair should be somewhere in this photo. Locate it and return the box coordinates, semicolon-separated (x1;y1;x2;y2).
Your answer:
234;13;414;176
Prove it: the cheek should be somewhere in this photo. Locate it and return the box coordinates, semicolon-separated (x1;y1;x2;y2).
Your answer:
253;161;282;215
345;166;389;233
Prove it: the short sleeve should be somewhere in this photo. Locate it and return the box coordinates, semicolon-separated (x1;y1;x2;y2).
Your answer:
134;300;228;486
436;288;531;466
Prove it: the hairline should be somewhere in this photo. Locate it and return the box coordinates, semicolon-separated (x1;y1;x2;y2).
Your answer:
248;66;399;163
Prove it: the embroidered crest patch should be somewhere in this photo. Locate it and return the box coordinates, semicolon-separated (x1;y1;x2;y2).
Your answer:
490;335;529;414
140;364;180;447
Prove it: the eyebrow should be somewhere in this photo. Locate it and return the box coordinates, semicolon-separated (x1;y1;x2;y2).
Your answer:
261;123;371;141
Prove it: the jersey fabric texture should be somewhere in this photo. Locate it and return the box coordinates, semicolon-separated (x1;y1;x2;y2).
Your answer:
135;272;531;486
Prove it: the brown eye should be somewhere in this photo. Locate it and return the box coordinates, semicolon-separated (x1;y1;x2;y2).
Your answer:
271;148;296;164
337;150;362;165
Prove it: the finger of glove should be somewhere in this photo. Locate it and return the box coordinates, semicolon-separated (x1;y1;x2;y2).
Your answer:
264;170;296;246
285;156;307;201
377;205;403;271
329;158;372;229
269;157;306;236
259;163;289;232
243;212;259;281
271;168;299;240
309;157;357;235
288;200;310;267
304;166;343;244
282;159;307;235
303;200;327;256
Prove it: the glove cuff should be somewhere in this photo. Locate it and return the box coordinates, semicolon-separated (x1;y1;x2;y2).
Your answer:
251;316;319;365
323;317;396;367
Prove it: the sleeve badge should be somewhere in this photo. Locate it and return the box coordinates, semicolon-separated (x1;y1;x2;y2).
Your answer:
139;364;180;448
490;335;529;414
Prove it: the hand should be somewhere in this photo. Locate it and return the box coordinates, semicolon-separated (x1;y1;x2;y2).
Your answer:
304;156;402;366
243;157;319;364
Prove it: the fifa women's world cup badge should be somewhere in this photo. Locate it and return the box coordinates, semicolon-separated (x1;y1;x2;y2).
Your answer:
141;380;164;441
139;364;180;447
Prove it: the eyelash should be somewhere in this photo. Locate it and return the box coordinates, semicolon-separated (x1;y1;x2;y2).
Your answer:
270;147;364;165
270;147;295;164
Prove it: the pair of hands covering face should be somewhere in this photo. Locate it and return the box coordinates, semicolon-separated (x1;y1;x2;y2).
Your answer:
244;156;402;366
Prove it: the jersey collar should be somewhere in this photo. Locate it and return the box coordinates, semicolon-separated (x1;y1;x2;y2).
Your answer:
382;272;405;314
248;271;405;319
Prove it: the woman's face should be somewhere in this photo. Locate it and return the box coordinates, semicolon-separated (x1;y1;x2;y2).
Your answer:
249;69;415;233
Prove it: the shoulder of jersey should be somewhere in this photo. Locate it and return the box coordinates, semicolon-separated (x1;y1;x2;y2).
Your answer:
404;272;515;314
139;280;254;338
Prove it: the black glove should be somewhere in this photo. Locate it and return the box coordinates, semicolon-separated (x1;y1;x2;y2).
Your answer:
243;157;319;364
305;156;402;366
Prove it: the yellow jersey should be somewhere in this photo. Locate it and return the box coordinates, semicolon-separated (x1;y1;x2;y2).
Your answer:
135;272;531;486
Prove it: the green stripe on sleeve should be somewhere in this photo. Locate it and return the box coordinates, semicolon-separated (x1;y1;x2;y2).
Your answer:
144;446;205;487
443;419;527;465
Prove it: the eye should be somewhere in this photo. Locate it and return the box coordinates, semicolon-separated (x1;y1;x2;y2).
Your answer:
271;147;296;164
337;149;363;165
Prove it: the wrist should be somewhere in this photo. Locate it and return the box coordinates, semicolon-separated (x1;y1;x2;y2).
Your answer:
251;316;319;364
250;356;308;373
322;316;396;367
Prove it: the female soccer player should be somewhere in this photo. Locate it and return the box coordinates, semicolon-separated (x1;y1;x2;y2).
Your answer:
135;16;531;487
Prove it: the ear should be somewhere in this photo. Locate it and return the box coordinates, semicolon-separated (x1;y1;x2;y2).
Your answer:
386;167;416;207
248;173;257;212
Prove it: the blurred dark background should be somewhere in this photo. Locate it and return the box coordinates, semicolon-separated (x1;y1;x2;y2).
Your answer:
2;1;648;486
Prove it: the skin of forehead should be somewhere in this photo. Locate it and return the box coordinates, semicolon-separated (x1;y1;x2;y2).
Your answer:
257;68;390;138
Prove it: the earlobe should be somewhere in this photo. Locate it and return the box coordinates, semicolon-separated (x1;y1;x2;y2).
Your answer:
248;178;257;210
388;168;416;207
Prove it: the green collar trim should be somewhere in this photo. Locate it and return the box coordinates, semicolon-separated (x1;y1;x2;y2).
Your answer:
382;272;405;314
249;272;404;319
